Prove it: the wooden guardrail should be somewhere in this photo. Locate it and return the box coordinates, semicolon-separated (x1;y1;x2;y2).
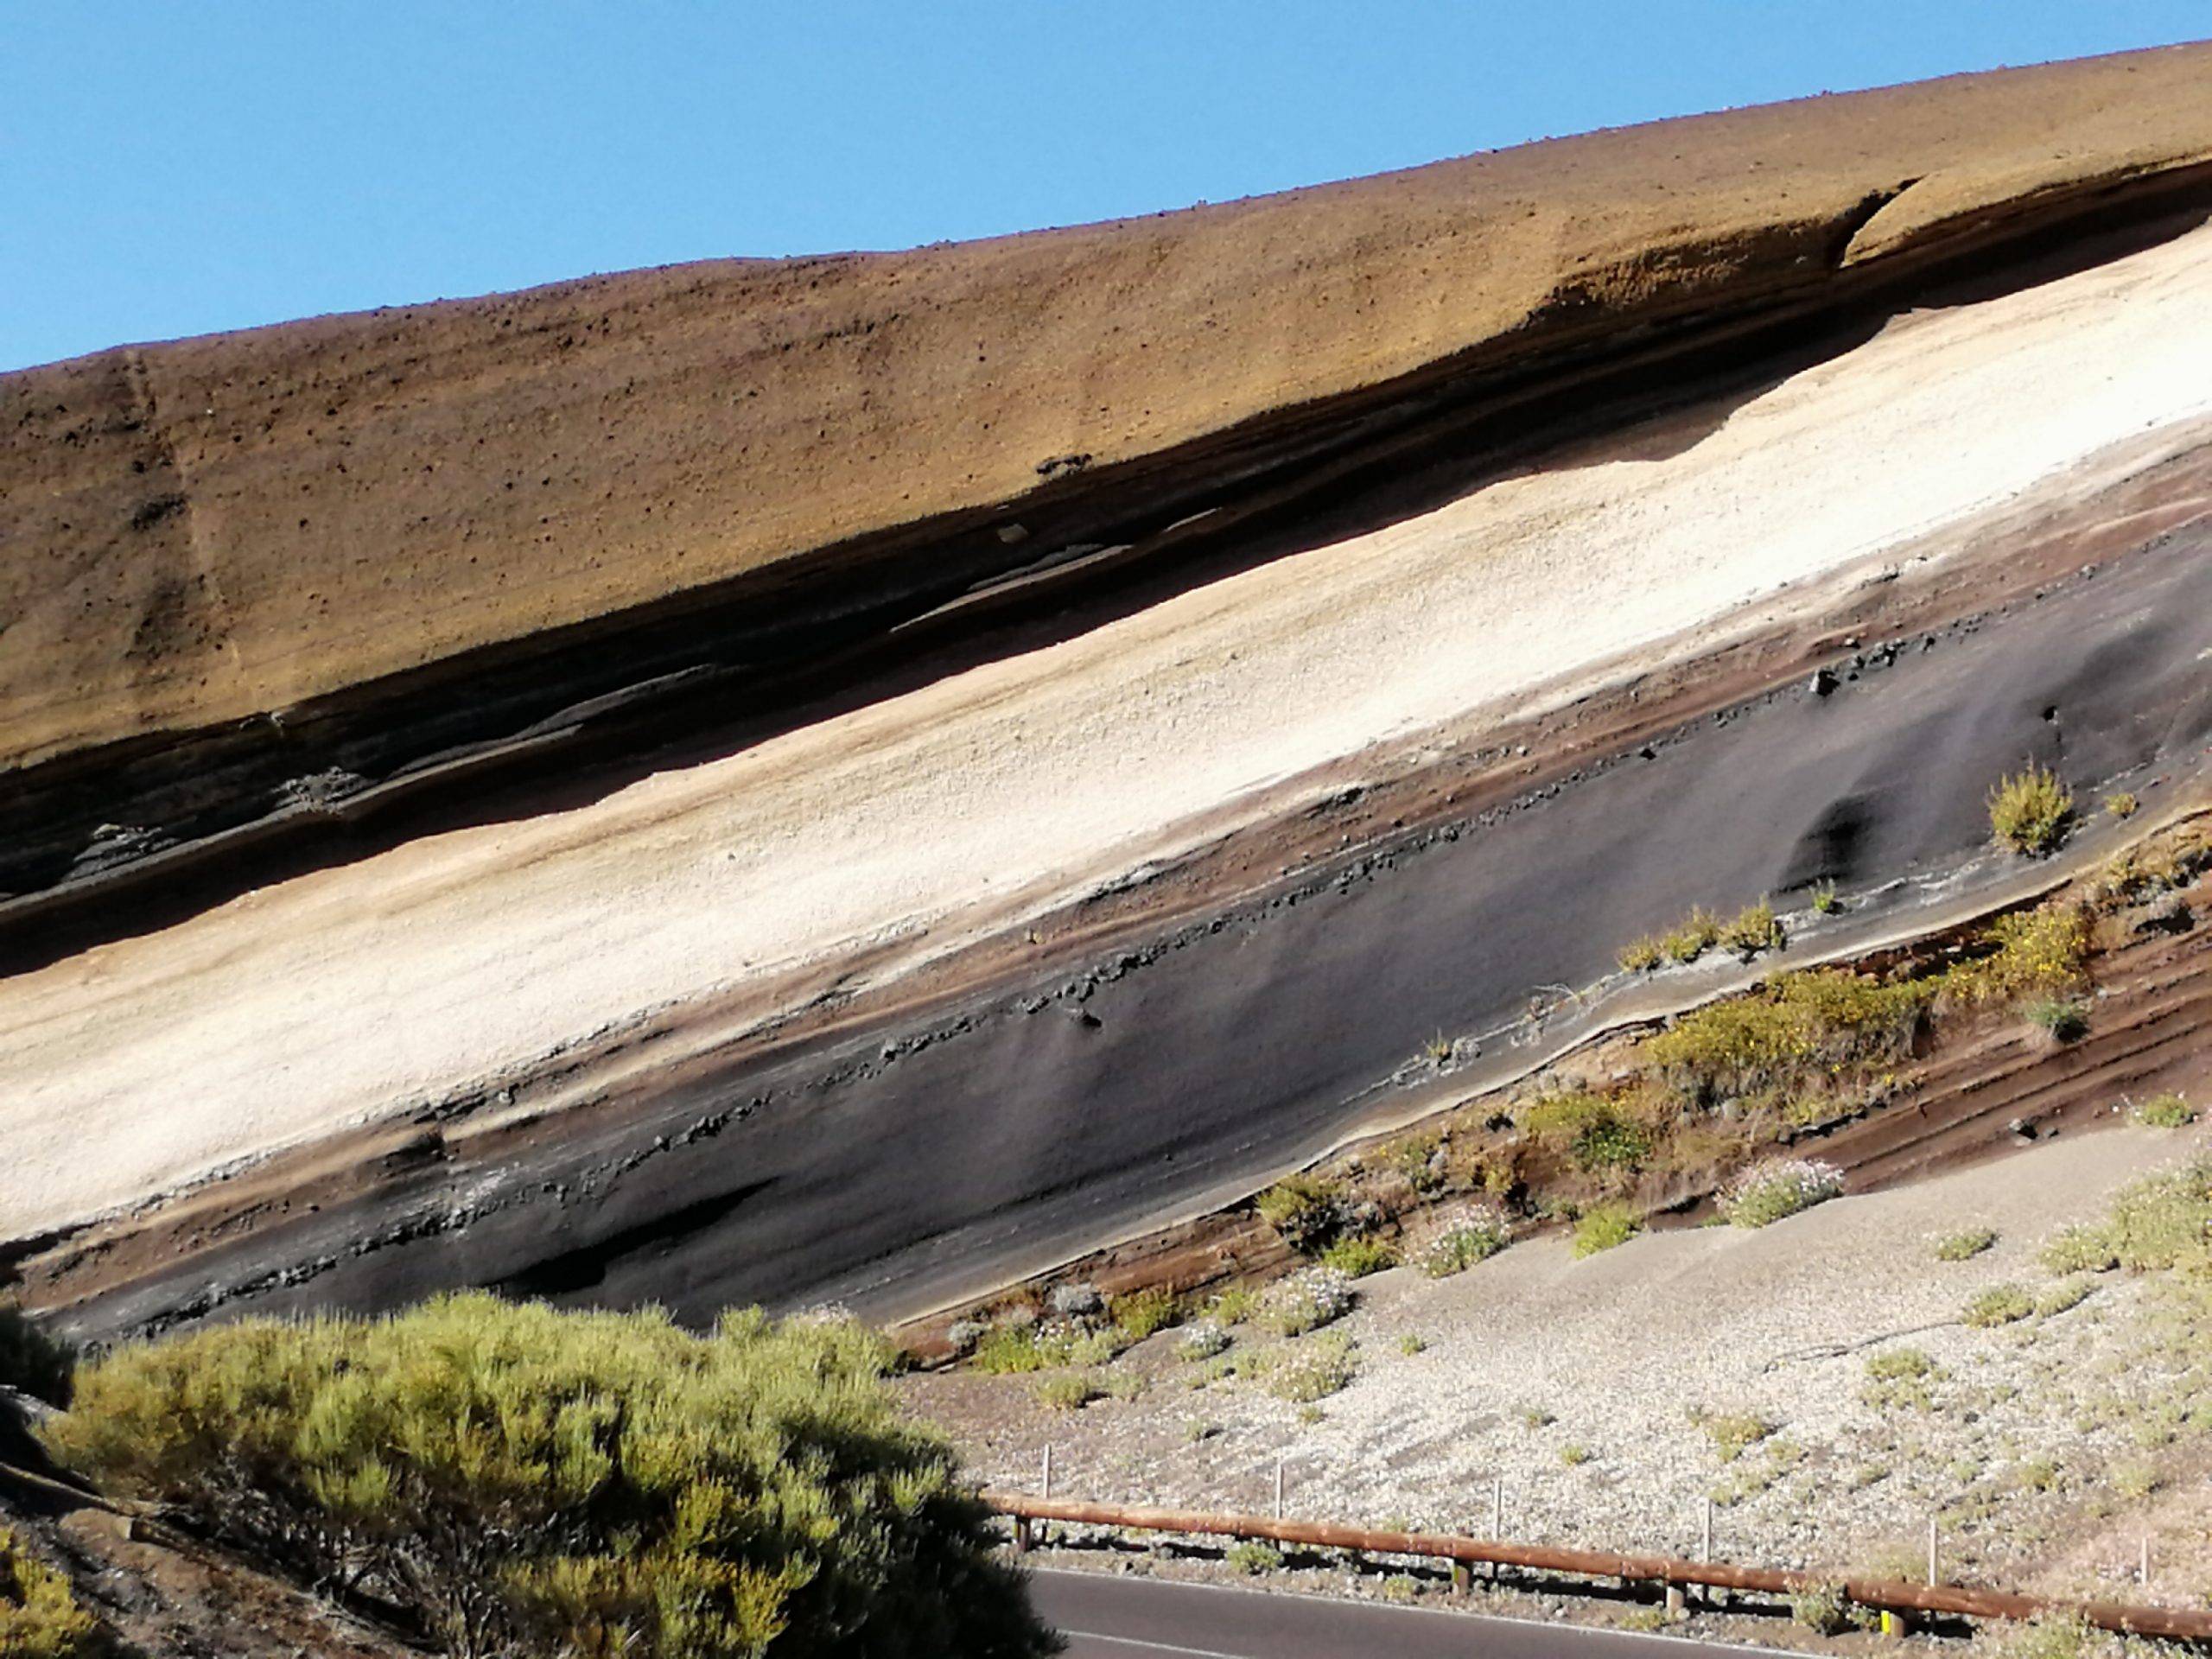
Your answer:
988;1491;2212;1642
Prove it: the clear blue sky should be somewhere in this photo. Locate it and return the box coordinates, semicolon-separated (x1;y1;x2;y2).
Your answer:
5;3;2207;372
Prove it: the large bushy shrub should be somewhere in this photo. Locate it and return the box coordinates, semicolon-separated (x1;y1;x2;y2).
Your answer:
43;1294;1053;1659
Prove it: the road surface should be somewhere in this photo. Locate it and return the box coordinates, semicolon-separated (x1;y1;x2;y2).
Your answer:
1031;1570;1771;1659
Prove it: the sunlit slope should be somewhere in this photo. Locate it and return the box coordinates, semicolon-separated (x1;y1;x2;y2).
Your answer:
3;43;2210;771
4;214;2211;1241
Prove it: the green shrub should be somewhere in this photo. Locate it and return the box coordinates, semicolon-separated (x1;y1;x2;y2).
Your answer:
1719;898;1785;957
1203;1287;1260;1327
1861;1348;1936;1412
2112;1462;2162;1501
1109;1287;1180;1343
2103;791;2139;821
2133;1094;2197;1129
2015;1456;2062;1493
2023;998;2089;1043
1252;1333;1359;1403
1173;1320;1230;1363
1645;969;1927;1099
1943;904;2092;1007
0;1526;100;1659
1254;1174;1345;1253
1411;1205;1509;1278
1559;1443;1592;1467
1224;1541;1282;1575
1718;1159;1842;1229
1033;1371;1099;1412
1963;1284;2035;1328
1811;880;1841;915
1933;1227;1998;1262
1522;1092;1650;1173
1989;764;2073;855
1691;1409;1774;1463
1617;936;1663;973
2035;1278;2094;1318
1994;1613;2097;1659
43;1294;1052;1659
971;1321;1057;1374
1103;1370;1148;1403
1256;1267;1356;1337
1397;1333;1427;1356
1318;1236;1396;1279
1571;1204;1641;1258
1379;1131;1445;1192
2101;1158;2212;1272
2038;1225;2119;1276
0;1306;74;1408
1789;1581;1853;1635
1662;908;1721;964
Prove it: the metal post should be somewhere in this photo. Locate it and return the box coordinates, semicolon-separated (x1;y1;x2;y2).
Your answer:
1700;1498;1713;1563
1042;1444;1052;1502
1490;1477;1504;1581
1274;1459;1285;1521
1928;1517;1938;1587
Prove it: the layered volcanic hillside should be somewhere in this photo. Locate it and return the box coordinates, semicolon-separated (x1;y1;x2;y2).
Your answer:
4;43;2212;1357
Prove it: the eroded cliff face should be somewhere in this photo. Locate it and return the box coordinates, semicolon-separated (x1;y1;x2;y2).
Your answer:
6;43;2212;918
4;45;2212;1340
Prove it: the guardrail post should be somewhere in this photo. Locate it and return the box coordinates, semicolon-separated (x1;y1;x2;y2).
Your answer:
1491;1478;1503;1581
1665;1582;1687;1618
1042;1444;1052;1502
1014;1516;1032;1554
1703;1498;1726;1609
1452;1560;1471;1595
1881;1609;1911;1638
1274;1459;1285;1521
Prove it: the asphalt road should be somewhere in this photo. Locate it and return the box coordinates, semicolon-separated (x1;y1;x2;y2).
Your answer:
1031;1570;1765;1659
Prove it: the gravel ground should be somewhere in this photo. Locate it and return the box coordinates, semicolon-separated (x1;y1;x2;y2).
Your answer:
909;1125;2212;1605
